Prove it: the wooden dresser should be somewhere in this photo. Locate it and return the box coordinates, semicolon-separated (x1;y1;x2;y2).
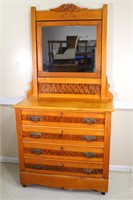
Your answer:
14;4;114;194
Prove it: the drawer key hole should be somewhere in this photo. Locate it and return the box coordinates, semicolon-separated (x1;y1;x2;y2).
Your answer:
31;148;43;155
30;132;42;139
83;118;96;124
60;146;64;150
29;116;41;122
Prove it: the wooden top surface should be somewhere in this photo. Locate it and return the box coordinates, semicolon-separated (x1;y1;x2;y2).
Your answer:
14;97;114;112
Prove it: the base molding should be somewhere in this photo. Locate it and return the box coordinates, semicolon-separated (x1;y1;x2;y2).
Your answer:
20;172;108;192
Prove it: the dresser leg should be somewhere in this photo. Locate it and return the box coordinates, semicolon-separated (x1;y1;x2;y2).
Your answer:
101;192;105;195
22;185;27;187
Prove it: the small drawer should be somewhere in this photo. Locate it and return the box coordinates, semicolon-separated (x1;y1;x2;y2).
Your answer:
24;158;103;178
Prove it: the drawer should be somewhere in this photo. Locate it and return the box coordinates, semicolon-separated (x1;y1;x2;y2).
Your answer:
21;109;105;129
23;142;104;162
22;126;104;147
24;157;103;178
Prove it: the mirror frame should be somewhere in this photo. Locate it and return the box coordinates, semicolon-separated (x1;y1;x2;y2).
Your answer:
31;4;108;98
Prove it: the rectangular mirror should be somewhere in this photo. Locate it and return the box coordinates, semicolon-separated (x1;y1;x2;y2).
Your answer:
37;21;101;78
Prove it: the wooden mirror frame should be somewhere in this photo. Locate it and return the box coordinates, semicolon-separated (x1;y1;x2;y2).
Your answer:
31;4;109;99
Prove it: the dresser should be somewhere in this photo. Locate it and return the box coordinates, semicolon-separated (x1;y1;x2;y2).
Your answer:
14;4;113;194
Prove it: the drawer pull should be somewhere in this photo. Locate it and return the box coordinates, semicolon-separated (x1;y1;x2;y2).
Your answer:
84;169;95;174
31;149;43;155
83;152;96;158
30;132;42;139
29;116;41;122
83;135;97;141
33;164;43;170
82;118;96;124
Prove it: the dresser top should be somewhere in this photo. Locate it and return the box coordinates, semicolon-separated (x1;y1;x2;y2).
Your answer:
14;97;114;112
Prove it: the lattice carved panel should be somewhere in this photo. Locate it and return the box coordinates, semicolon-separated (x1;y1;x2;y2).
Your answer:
38;83;101;95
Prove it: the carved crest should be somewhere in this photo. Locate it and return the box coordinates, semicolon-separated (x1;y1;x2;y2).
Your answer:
50;4;87;17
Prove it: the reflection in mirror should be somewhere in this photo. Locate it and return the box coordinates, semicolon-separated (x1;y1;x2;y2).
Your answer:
42;26;96;73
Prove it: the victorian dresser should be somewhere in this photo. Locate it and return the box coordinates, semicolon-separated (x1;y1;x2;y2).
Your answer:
14;4;114;194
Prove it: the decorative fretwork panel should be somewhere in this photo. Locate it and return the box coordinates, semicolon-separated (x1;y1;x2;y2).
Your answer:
38;83;101;95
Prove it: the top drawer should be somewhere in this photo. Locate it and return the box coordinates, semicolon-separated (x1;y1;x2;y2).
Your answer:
21;109;105;128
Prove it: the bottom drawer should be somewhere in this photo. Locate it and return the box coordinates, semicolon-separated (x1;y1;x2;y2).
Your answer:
24;158;103;178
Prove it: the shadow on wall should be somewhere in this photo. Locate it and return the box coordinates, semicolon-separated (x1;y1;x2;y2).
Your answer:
0;106;18;158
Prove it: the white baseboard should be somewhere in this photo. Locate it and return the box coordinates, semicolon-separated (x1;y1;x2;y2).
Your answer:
110;165;131;172
0;156;19;164
131;166;133;172
0;156;133;173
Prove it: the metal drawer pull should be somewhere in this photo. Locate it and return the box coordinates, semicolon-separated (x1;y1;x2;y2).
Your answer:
29;116;41;122
84;169;95;174
82;118;96;124
83;135;97;141
83;152;96;158
33;164;43;170
31;148;43;155
30;132;42;139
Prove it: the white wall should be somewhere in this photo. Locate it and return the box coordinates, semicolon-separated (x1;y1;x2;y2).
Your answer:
0;0;133;169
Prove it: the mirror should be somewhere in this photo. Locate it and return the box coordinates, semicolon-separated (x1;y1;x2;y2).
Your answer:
37;21;101;78
42;26;96;73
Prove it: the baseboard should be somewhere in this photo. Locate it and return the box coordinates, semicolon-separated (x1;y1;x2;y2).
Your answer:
0;156;19;164
131;166;133;172
109;165;131;172
0;156;132;172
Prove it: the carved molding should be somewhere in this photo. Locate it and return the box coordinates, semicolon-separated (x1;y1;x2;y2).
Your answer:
50;4;87;12
39;83;101;95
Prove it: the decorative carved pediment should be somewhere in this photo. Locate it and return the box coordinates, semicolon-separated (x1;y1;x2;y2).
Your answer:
50;4;87;12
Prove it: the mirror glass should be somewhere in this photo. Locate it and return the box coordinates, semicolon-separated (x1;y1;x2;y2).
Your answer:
42;26;96;73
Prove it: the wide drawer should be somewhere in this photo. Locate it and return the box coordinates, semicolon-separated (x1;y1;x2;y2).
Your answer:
24;157;103;178
23;142;104;162
21;109;105;128
22;126;104;147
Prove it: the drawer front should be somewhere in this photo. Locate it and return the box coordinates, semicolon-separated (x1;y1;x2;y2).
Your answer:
24;158;103;178
22;126;104;147
23;142;104;162
21;110;105;128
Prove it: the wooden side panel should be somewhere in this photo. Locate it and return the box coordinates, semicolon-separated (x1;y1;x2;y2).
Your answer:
15;109;25;171
103;112;111;178
31;7;38;96
101;5;107;99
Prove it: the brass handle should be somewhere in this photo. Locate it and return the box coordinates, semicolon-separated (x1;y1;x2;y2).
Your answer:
82;118;96;124
30;132;42;139
29;116;41;122
33;164;43;170
84;168;95;174
31;148;43;155
82;152;96;158
83;135;96;141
